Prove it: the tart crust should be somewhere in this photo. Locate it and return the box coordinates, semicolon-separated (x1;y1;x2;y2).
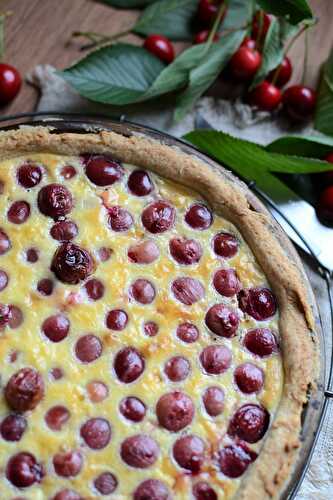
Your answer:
0;126;318;499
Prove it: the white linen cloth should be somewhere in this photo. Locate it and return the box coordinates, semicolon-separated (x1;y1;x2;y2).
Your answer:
27;64;333;499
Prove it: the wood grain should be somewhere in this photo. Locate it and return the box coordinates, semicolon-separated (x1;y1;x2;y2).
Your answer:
1;0;332;116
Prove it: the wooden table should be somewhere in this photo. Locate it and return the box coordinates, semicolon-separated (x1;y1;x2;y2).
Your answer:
2;0;333;116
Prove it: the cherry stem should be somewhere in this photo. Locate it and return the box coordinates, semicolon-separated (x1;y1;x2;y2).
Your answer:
72;29;131;51
206;1;227;45
302;28;309;85
255;10;264;50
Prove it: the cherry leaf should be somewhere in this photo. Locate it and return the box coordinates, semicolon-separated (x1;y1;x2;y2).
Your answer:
267;135;333;158
256;0;313;25
133;0;199;41
315;48;333;136
100;0;155;6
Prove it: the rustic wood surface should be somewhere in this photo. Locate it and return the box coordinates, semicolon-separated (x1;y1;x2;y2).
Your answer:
2;0;333;116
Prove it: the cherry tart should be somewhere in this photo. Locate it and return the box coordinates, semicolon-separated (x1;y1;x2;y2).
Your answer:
0;127;316;500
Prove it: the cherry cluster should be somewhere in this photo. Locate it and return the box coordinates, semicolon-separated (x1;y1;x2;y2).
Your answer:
143;0;316;122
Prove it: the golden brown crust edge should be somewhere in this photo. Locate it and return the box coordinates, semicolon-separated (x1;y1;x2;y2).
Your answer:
0;126;318;500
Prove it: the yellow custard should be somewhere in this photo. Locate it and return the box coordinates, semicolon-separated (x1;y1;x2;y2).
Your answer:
0;153;283;500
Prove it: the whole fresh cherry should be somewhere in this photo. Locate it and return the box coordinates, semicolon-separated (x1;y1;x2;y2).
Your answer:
143;35;175;64
252;11;272;44
282;85;316;121
194;30;219;44
0;63;22;105
229;46;262;81
197;0;225;25
248;81;282;111
323;153;333;185
316;185;333;225
268;56;292;87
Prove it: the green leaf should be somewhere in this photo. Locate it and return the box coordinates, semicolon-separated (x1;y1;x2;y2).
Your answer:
98;0;155;7
133;0;199;41
174;30;245;122
184;130;333;182
256;0;313;24
315;49;333;136
267;135;333;158
221;0;255;30
60;43;165;105
251;18;283;89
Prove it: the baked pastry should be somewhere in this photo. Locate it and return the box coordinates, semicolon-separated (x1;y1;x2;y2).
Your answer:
0;127;317;499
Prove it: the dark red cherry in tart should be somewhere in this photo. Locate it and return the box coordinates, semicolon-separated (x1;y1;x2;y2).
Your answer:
80;417;111;449
53;489;82;500
114;347;145;383
106;309;128;331
252;10;272;43
144;320;159;337
84;278;104;300
317;185;333;225
193;482;218;500
0;303;10;328
51;242;95;284
60;165;77;180
218;442;257;478
0;228;11;255
53;450;83;477
130;278;156;304
128;170;153;196
142;200;175;233
143;35;175;64
0;63;22;105
198;0;224;25
45;405;70;431
128;240;159;264
0;414;27;441
244;328;278;357
75;334;103;363
26;248;39;262
171;277;205;305
38;184;73;219
98;246;112;262
94;472;118;495
185;203;212;230
173;435;205;472
248;81;282;111
176;322;199;343
5;367;44;412
50;220;78;241
108;206;133;232
228;403;270;443
156;391;194;431
120;434;159;468
213;232;238;257
17;163;42;188
120;396;146;422
83;154;124;186
282;85;316;121
234;363;264;394
268;56;292;87
213;268;241;297
205;304;239;337
169;237;202;265
6;452;44;488
134;479;170;500
200;345;232;374
203;386;224;416
229;46;262;81
42;314;70;342
8;200;30;224
86;380;109;403
164;356;190;382
238;287;277;320
37;278;54;296
8;304;23;329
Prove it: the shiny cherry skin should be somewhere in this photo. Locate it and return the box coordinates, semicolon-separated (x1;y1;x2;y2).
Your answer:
198;0;225;26
241;37;256;50
0;63;22;105
252;11;272;44
248;81;282;111
143;35;175;64
316;185;333;225
229;46;262;81
268;56;292;88
282;85;316;121
194;30;219;44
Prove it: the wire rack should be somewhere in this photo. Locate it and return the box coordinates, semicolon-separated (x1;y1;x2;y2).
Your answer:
0;110;331;498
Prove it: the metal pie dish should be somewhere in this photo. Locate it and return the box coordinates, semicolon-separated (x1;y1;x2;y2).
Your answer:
0;112;327;499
